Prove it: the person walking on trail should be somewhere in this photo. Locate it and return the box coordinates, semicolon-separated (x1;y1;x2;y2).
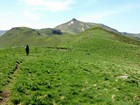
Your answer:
25;45;29;56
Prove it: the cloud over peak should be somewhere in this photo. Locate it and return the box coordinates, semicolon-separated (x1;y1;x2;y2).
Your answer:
18;0;75;12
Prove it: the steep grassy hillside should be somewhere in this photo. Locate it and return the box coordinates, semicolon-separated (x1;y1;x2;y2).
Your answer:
0;27;68;47
0;26;140;104
0;27;40;47
0;26;139;48
77;27;140;46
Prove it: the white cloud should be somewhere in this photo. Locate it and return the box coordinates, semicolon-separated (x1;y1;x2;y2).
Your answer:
0;12;16;29
18;0;45;6
18;0;75;12
44;1;74;12
0;11;44;30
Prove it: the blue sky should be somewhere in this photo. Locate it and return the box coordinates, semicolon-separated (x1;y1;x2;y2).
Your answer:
0;0;140;33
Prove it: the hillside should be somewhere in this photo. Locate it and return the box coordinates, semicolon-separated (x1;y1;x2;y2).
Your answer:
55;18;120;34
0;26;139;48
0;26;140;48
80;27;140;46
1;19;140;48
0;27;40;47
0;27;65;47
0;26;140;104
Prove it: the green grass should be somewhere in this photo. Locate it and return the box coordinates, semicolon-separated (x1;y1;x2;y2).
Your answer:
0;26;139;48
0;42;140;105
0;27;140;105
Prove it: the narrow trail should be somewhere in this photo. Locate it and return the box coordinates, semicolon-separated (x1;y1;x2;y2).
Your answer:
0;60;23;105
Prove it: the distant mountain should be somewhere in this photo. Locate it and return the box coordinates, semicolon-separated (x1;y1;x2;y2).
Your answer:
0;27;40;46
0;30;7;36
55;18;140;40
55;18;120;34
0;25;139;48
55;18;92;34
0;19;139;47
121;32;140;40
0;27;64;47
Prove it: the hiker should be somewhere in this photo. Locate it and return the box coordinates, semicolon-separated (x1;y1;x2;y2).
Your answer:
25;45;29;56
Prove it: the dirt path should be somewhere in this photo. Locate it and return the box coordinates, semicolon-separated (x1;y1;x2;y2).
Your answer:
0;90;10;105
0;61;21;105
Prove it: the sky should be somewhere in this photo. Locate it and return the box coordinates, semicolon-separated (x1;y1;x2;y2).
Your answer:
0;0;140;33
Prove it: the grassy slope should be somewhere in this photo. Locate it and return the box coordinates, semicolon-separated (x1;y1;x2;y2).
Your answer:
0;27;78;48
0;27;40;47
0;27;140;105
0;26;139;48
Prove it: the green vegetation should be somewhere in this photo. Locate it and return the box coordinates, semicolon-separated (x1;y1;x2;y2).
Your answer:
0;26;140;104
0;27;70;47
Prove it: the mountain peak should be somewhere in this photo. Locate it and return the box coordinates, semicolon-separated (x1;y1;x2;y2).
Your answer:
55;18;92;34
72;18;77;21
55;19;121;34
66;18;78;26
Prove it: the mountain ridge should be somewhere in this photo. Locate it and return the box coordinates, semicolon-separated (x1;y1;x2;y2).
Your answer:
121;32;140;40
55;18;120;34
0;18;139;39
0;24;139;48
0;18;140;47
